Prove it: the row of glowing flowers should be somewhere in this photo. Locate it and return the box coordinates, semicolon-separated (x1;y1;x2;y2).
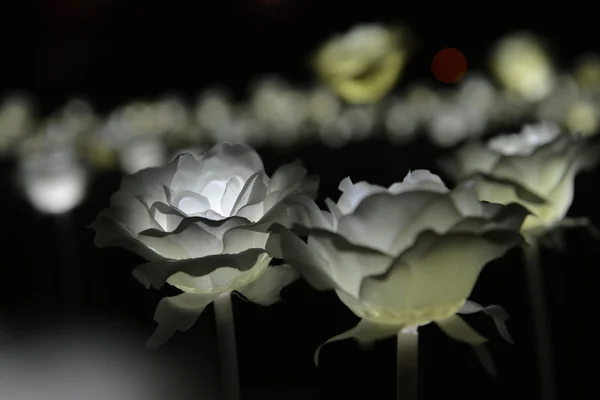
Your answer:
89;122;598;370
2;27;600;170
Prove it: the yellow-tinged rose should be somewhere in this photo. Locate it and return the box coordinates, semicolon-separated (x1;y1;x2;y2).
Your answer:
490;33;555;101
313;24;409;104
443;122;600;237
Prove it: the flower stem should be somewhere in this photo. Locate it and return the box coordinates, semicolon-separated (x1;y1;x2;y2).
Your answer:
396;331;418;400
523;240;556;400
213;292;240;400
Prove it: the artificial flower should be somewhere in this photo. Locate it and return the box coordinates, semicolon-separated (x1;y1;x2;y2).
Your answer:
442;122;599;238
313;24;409;104
269;170;527;370
490;32;555;102
92;142;319;346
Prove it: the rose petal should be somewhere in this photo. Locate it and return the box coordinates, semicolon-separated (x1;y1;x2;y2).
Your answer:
336;179;388;215
435;315;497;377
106;191;164;234
236;264;299;306
119;161;179;207
448;203;529;234
388;169;449;194
386;194;464;256
172;190;212;216
169;253;271;294
138;223;222;259
359;230;524;313
132;248;267;289
139;215;250;241
269;161;308;194
314;319;405;365
266;225;342;292
297;228;393;297
90;217;165;262
336;191;443;254
147;292;219;348
231;172;267;216
147;201;186;232
220;177;244;217
441;142;501;181
458;301;515;344
221;228;270;254
170;144;264;195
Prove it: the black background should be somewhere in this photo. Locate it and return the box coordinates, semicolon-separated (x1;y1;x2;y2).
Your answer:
1;1;598;399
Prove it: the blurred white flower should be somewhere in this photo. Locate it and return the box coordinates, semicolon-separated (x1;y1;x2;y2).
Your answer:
250;78;309;145
457;74;497;117
152;96;190;143
426;102;487;147
91;143;319;346
307;87;342;127
195;90;235;142
55;99;97;137
19;149;88;215
443;122;599;236
269;170;526;365
384;98;419;143
313;24;409;103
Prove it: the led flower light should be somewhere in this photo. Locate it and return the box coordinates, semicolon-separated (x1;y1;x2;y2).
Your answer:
443;121;599;237
443;121;600;400
313;24;409;103
91;142;319;346
18;148;88;215
270;170;527;371
0;94;35;154
490;32;555;102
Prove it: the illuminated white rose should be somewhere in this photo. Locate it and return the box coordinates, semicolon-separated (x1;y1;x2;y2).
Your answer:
313;24;409;103
270;170;527;364
443;122;599;236
92;142;319;346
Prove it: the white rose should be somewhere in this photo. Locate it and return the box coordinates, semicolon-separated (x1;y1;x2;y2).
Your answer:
269;170;527;365
91;142;319;346
313;24;408;103
442;121;599;236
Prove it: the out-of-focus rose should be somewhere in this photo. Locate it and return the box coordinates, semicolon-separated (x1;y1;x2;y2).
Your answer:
269;170;527;367
490;33;555;101
91;143;319;346
442;122;599;237
313;24;409;104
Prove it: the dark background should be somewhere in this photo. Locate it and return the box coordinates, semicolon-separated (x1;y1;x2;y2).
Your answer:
0;1;598;399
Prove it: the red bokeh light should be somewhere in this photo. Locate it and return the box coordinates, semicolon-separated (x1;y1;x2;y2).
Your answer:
431;48;467;84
